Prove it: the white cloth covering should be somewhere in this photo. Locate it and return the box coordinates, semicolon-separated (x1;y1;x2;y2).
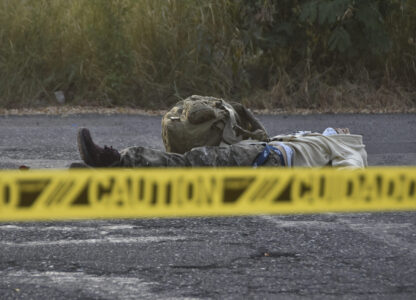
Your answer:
269;133;367;168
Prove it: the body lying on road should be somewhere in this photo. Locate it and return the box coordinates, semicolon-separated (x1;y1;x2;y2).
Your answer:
75;127;367;169
74;95;367;169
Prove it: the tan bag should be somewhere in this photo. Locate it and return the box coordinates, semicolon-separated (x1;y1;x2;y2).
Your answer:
162;95;268;154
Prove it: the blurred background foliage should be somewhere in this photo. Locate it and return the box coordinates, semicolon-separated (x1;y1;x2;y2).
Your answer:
0;0;415;111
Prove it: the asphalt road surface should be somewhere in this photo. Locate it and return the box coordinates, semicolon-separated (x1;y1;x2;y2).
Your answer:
0;113;416;299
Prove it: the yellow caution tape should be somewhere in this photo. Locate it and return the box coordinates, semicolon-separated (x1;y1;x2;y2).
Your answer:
0;167;415;221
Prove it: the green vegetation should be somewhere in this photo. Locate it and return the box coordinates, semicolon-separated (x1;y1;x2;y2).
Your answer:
0;0;415;111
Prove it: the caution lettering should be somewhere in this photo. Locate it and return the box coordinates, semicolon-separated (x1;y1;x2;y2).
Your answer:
88;174;222;208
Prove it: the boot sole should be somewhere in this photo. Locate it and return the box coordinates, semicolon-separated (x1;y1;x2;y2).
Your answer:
77;128;96;167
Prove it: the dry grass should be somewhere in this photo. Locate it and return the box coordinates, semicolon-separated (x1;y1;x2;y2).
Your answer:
0;0;239;108
242;66;416;113
0;0;415;112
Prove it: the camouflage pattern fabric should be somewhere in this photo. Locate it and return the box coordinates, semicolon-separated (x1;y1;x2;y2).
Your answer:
161;95;268;154
119;142;284;167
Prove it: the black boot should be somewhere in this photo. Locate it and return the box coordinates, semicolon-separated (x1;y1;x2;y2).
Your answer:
77;128;121;167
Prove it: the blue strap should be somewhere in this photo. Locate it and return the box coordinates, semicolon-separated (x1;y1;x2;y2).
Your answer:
253;144;285;167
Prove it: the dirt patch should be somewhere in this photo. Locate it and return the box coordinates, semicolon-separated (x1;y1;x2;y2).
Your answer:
1;105;415;117
0;106;167;116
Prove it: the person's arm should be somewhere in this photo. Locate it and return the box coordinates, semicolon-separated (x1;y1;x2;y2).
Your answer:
230;102;269;141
